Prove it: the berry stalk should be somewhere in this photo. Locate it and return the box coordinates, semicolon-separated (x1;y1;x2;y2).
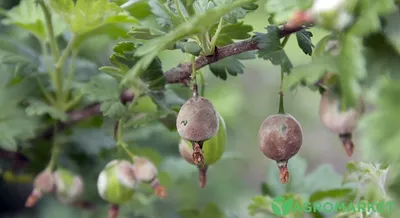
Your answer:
198;166;208;188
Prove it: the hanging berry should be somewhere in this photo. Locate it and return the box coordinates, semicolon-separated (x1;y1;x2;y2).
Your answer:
258;113;303;184
319;90;365;156
176;94;219;167
131;156;167;198
25;169;55;207
97;160;137;205
179;112;227;188
53;168;84;205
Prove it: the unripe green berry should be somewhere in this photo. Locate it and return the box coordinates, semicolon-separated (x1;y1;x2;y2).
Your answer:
97;160;137;205
53;168;84;204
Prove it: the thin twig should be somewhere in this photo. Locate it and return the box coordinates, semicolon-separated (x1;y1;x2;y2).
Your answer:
33;25;305;141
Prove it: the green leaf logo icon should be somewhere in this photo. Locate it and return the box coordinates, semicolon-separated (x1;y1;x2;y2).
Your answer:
271;196;293;216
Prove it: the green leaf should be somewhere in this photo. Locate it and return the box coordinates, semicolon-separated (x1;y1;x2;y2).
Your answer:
25;98;68;121
265;156;343;197
213;0;248;23
0;36;40;77
0;73;39;151
118;0;153;19
255;26;293;73
264;0;313;24
81;75;128;119
68;127;115;155
1;0;66;41
359;80;400;170
337;33;366;111
210;21;253;46
122;0;257;85
209;51;256;80
383;13;400;55
282;54;338;91
105;41;166;90
179;208;201;218
129;25;166;40
309;189;354;203
342;161;390;185
296;29;313;56
50;0;138;43
248;195;275;216
200;203;225;218
348;0;397;37
148;0;182;27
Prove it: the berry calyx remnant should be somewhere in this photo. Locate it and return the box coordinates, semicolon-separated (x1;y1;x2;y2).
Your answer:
258;114;303;184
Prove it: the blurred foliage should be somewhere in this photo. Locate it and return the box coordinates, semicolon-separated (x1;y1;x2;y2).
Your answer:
0;0;399;218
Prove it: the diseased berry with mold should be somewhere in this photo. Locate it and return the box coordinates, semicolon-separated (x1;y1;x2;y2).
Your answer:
319;90;365;156
258;113;303;184
179;112;227;188
131;156;167;198
176;94;219;167
25;169;55;207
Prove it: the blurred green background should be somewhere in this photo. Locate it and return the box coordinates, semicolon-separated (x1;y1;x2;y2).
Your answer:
0;0;366;218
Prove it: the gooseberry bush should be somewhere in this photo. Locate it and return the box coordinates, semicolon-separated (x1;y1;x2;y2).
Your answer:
0;0;400;217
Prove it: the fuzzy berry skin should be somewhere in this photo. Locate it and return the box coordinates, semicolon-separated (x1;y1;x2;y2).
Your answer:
179;113;227;166
97;160;137;205
258;114;303;161
131;157;158;183
176;96;219;142
34;169;55;193
53;169;84;204
25;169;55;207
319;91;364;135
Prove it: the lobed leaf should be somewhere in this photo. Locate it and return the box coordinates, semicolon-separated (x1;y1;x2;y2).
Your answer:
50;0;138;46
1;0;66;41
122;0;257;85
209;51;256;80
209;21;253;46
255;26;292;73
348;0;397;37
81;75;128;119
0;72;40;151
337;33;366;111
295;29;314;56
25;98;68;121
